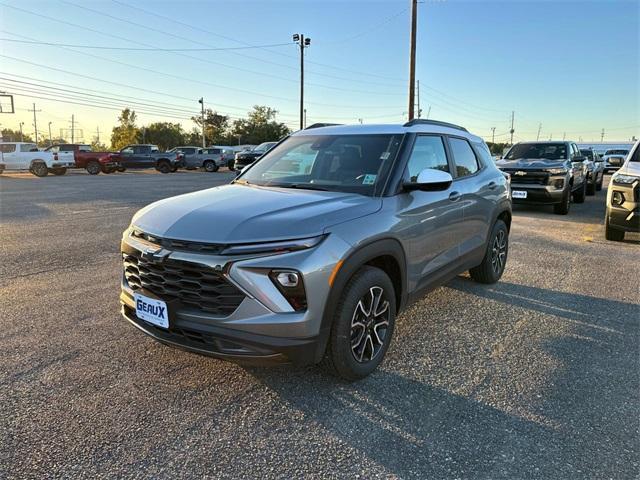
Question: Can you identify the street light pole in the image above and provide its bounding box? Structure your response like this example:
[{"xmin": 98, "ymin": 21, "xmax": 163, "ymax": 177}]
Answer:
[
  {"xmin": 48, "ymin": 122, "xmax": 53, "ymax": 146},
  {"xmin": 19, "ymin": 122, "xmax": 24, "ymax": 142},
  {"xmin": 293, "ymin": 34, "xmax": 311, "ymax": 130},
  {"xmin": 408, "ymin": 0, "xmax": 418, "ymax": 120}
]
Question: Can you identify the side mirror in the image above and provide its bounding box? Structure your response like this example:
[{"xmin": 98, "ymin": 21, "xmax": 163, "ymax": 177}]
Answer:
[{"xmin": 403, "ymin": 168, "xmax": 453, "ymax": 192}]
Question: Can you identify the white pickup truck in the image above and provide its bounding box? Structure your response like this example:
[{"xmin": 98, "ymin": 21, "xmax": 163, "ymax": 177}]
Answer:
[{"xmin": 0, "ymin": 142, "xmax": 75, "ymax": 176}]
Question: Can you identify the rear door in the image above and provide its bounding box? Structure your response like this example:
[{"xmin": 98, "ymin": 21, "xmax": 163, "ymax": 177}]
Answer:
[
  {"xmin": 1, "ymin": 143, "xmax": 18, "ymax": 169},
  {"xmin": 395, "ymin": 134, "xmax": 465, "ymax": 288},
  {"xmin": 447, "ymin": 136, "xmax": 494, "ymax": 259}
]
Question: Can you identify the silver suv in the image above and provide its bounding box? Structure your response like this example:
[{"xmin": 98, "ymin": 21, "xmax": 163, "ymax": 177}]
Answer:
[{"xmin": 120, "ymin": 120, "xmax": 512, "ymax": 379}]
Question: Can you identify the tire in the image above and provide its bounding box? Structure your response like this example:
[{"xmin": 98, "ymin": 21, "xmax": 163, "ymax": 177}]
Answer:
[
  {"xmin": 469, "ymin": 219, "xmax": 509, "ymax": 284},
  {"xmin": 605, "ymin": 216, "xmax": 625, "ymax": 241},
  {"xmin": 321, "ymin": 266, "xmax": 396, "ymax": 381},
  {"xmin": 157, "ymin": 160, "xmax": 171, "ymax": 174},
  {"xmin": 203, "ymin": 160, "xmax": 218, "ymax": 173},
  {"xmin": 596, "ymin": 174, "xmax": 603, "ymax": 191},
  {"xmin": 554, "ymin": 187, "xmax": 571, "ymax": 215},
  {"xmin": 86, "ymin": 160, "xmax": 101, "ymax": 175},
  {"xmin": 586, "ymin": 177, "xmax": 596, "ymax": 195},
  {"xmin": 228, "ymin": 159, "xmax": 235, "ymax": 171},
  {"xmin": 573, "ymin": 180, "xmax": 586, "ymax": 204},
  {"xmin": 31, "ymin": 162, "xmax": 48, "ymax": 177},
  {"xmin": 51, "ymin": 167, "xmax": 67, "ymax": 176},
  {"xmin": 117, "ymin": 166, "xmax": 126, "ymax": 172}
]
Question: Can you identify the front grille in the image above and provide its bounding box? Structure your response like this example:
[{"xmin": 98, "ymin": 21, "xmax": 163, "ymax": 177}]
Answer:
[
  {"xmin": 503, "ymin": 170, "xmax": 549, "ymax": 185},
  {"xmin": 132, "ymin": 230, "xmax": 225, "ymax": 254},
  {"xmin": 123, "ymin": 251, "xmax": 245, "ymax": 316}
]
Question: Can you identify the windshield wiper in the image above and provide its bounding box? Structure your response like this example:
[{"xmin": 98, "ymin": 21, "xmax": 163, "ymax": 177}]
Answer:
[{"xmin": 273, "ymin": 183, "xmax": 331, "ymax": 191}]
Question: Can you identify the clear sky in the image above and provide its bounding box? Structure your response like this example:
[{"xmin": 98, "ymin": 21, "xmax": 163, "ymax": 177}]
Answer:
[{"xmin": 0, "ymin": 0, "xmax": 638, "ymax": 144}]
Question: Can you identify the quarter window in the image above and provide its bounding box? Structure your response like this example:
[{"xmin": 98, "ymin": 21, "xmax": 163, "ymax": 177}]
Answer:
[
  {"xmin": 406, "ymin": 135, "xmax": 449, "ymax": 182},
  {"xmin": 449, "ymin": 137, "xmax": 479, "ymax": 177},
  {"xmin": 0, "ymin": 144, "xmax": 16, "ymax": 153}
]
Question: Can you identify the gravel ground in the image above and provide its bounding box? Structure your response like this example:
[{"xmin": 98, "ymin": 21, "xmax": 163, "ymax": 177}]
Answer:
[{"xmin": 1, "ymin": 169, "xmax": 638, "ymax": 479}]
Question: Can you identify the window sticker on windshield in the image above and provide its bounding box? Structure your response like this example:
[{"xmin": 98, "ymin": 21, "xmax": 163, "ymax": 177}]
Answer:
[
  {"xmin": 380, "ymin": 152, "xmax": 391, "ymax": 160},
  {"xmin": 362, "ymin": 174, "xmax": 377, "ymax": 185}
]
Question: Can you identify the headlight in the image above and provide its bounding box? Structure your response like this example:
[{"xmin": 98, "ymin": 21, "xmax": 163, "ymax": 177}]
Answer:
[
  {"xmin": 613, "ymin": 174, "xmax": 638, "ymax": 185},
  {"xmin": 221, "ymin": 235, "xmax": 326, "ymax": 255},
  {"xmin": 546, "ymin": 168, "xmax": 568, "ymax": 175}
]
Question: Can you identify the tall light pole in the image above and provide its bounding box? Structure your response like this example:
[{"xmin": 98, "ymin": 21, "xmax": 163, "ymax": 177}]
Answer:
[
  {"xmin": 19, "ymin": 121, "xmax": 24, "ymax": 141},
  {"xmin": 29, "ymin": 103, "xmax": 41, "ymax": 144},
  {"xmin": 510, "ymin": 111, "xmax": 515, "ymax": 145},
  {"xmin": 198, "ymin": 97, "xmax": 205, "ymax": 147},
  {"xmin": 293, "ymin": 34, "xmax": 311, "ymax": 130},
  {"xmin": 48, "ymin": 122, "xmax": 53, "ymax": 146},
  {"xmin": 407, "ymin": 0, "xmax": 418, "ymax": 120}
]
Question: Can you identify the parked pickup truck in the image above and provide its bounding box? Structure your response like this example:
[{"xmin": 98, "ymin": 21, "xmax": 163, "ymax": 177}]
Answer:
[
  {"xmin": 0, "ymin": 141, "xmax": 75, "ymax": 177},
  {"xmin": 45, "ymin": 144, "xmax": 121, "ymax": 175},
  {"xmin": 112, "ymin": 144, "xmax": 184, "ymax": 173},
  {"xmin": 167, "ymin": 146, "xmax": 226, "ymax": 172}
]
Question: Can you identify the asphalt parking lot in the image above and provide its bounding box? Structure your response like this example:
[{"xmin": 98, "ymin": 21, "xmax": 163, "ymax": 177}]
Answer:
[{"xmin": 1, "ymin": 170, "xmax": 638, "ymax": 479}]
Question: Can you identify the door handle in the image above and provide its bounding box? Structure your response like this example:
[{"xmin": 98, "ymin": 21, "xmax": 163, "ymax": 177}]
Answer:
[
  {"xmin": 449, "ymin": 191, "xmax": 461, "ymax": 201},
  {"xmin": 486, "ymin": 181, "xmax": 497, "ymax": 190}
]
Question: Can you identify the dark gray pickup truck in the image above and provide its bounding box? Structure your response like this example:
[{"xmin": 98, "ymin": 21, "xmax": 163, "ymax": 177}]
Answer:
[{"xmin": 114, "ymin": 144, "xmax": 185, "ymax": 173}]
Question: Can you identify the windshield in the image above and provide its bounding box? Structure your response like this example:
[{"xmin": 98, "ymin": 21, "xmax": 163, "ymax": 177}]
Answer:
[
  {"xmin": 238, "ymin": 134, "xmax": 403, "ymax": 196},
  {"xmin": 580, "ymin": 149, "xmax": 594, "ymax": 159},
  {"xmin": 505, "ymin": 143, "xmax": 567, "ymax": 161},
  {"xmin": 254, "ymin": 142, "xmax": 276, "ymax": 153}
]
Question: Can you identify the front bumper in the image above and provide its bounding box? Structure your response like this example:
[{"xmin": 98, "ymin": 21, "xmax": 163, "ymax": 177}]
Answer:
[
  {"xmin": 119, "ymin": 229, "xmax": 351, "ymax": 365},
  {"xmin": 607, "ymin": 180, "xmax": 640, "ymax": 232},
  {"xmin": 510, "ymin": 183, "xmax": 566, "ymax": 204}
]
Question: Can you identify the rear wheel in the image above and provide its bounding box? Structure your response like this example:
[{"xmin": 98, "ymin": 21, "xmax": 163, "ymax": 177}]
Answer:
[
  {"xmin": 117, "ymin": 166, "xmax": 126, "ymax": 172},
  {"xmin": 573, "ymin": 180, "xmax": 586, "ymax": 203},
  {"xmin": 605, "ymin": 215, "xmax": 625, "ymax": 241},
  {"xmin": 322, "ymin": 266, "xmax": 396, "ymax": 380},
  {"xmin": 586, "ymin": 176, "xmax": 596, "ymax": 195},
  {"xmin": 469, "ymin": 219, "xmax": 508, "ymax": 284},
  {"xmin": 51, "ymin": 167, "xmax": 67, "ymax": 176},
  {"xmin": 228, "ymin": 159, "xmax": 235, "ymax": 171},
  {"xmin": 31, "ymin": 162, "xmax": 48, "ymax": 177},
  {"xmin": 157, "ymin": 160, "xmax": 171, "ymax": 174},
  {"xmin": 86, "ymin": 160, "xmax": 101, "ymax": 175},
  {"xmin": 203, "ymin": 160, "xmax": 218, "ymax": 172},
  {"xmin": 554, "ymin": 187, "xmax": 571, "ymax": 215}
]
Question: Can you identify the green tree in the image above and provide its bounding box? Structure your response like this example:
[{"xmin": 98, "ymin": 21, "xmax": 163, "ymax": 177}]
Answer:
[
  {"xmin": 90, "ymin": 139, "xmax": 109, "ymax": 152},
  {"xmin": 140, "ymin": 122, "xmax": 185, "ymax": 150},
  {"xmin": 1, "ymin": 128, "xmax": 34, "ymax": 143},
  {"xmin": 230, "ymin": 106, "xmax": 290, "ymax": 145},
  {"xmin": 191, "ymin": 109, "xmax": 230, "ymax": 146},
  {"xmin": 111, "ymin": 109, "xmax": 140, "ymax": 149}
]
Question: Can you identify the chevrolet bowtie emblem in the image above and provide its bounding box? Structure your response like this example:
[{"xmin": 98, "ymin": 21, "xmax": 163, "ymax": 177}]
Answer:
[
  {"xmin": 514, "ymin": 171, "xmax": 527, "ymax": 176},
  {"xmin": 141, "ymin": 247, "xmax": 170, "ymax": 262}
]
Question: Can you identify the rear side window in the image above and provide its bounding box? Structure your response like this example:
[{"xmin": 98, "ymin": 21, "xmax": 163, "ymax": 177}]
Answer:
[
  {"xmin": 60, "ymin": 145, "xmax": 75, "ymax": 152},
  {"xmin": 406, "ymin": 135, "xmax": 449, "ymax": 181},
  {"xmin": 0, "ymin": 144, "xmax": 16, "ymax": 153},
  {"xmin": 449, "ymin": 137, "xmax": 479, "ymax": 177}
]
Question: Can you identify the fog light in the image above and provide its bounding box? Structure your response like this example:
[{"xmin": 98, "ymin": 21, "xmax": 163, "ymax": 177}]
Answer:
[
  {"xmin": 612, "ymin": 191, "xmax": 625, "ymax": 206},
  {"xmin": 276, "ymin": 271, "xmax": 299, "ymax": 287}
]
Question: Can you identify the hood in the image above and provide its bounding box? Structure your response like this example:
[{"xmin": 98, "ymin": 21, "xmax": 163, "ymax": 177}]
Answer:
[
  {"xmin": 131, "ymin": 184, "xmax": 381, "ymax": 244},
  {"xmin": 617, "ymin": 160, "xmax": 640, "ymax": 177},
  {"xmin": 495, "ymin": 158, "xmax": 566, "ymax": 170}
]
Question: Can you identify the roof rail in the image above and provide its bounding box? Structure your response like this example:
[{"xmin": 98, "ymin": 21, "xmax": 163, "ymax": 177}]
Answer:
[
  {"xmin": 403, "ymin": 119, "xmax": 468, "ymax": 132},
  {"xmin": 304, "ymin": 123, "xmax": 343, "ymax": 130}
]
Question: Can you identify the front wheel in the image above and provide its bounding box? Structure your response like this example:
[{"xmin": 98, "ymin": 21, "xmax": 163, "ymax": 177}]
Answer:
[
  {"xmin": 605, "ymin": 216, "xmax": 625, "ymax": 241},
  {"xmin": 322, "ymin": 266, "xmax": 396, "ymax": 381},
  {"xmin": 157, "ymin": 160, "xmax": 171, "ymax": 174},
  {"xmin": 554, "ymin": 187, "xmax": 571, "ymax": 215},
  {"xmin": 596, "ymin": 174, "xmax": 603, "ymax": 191},
  {"xmin": 31, "ymin": 162, "xmax": 48, "ymax": 177},
  {"xmin": 51, "ymin": 167, "xmax": 67, "ymax": 176},
  {"xmin": 573, "ymin": 180, "xmax": 586, "ymax": 203},
  {"xmin": 203, "ymin": 160, "xmax": 218, "ymax": 172},
  {"xmin": 586, "ymin": 177, "xmax": 596, "ymax": 195},
  {"xmin": 469, "ymin": 219, "xmax": 508, "ymax": 284}
]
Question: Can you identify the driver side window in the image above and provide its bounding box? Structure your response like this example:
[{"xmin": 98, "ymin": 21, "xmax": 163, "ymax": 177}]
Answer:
[{"xmin": 405, "ymin": 135, "xmax": 449, "ymax": 182}]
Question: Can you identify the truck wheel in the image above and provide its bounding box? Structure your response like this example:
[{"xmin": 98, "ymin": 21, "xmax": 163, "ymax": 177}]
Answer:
[
  {"xmin": 573, "ymin": 180, "xmax": 586, "ymax": 203},
  {"xmin": 157, "ymin": 160, "xmax": 171, "ymax": 174},
  {"xmin": 117, "ymin": 166, "xmax": 126, "ymax": 172},
  {"xmin": 51, "ymin": 167, "xmax": 67, "ymax": 176},
  {"xmin": 596, "ymin": 174, "xmax": 603, "ymax": 191},
  {"xmin": 321, "ymin": 266, "xmax": 396, "ymax": 381},
  {"xmin": 554, "ymin": 187, "xmax": 571, "ymax": 215},
  {"xmin": 469, "ymin": 219, "xmax": 508, "ymax": 284},
  {"xmin": 586, "ymin": 177, "xmax": 596, "ymax": 195},
  {"xmin": 605, "ymin": 216, "xmax": 625, "ymax": 241},
  {"xmin": 31, "ymin": 162, "xmax": 48, "ymax": 177},
  {"xmin": 170, "ymin": 165, "xmax": 178, "ymax": 172},
  {"xmin": 86, "ymin": 161, "xmax": 101, "ymax": 175},
  {"xmin": 228, "ymin": 159, "xmax": 235, "ymax": 171},
  {"xmin": 203, "ymin": 160, "xmax": 218, "ymax": 172}
]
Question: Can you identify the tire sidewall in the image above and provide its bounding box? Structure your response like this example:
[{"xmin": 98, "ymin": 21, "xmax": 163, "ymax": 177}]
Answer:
[
  {"xmin": 31, "ymin": 162, "xmax": 48, "ymax": 177},
  {"xmin": 330, "ymin": 267, "xmax": 396, "ymax": 379},
  {"xmin": 204, "ymin": 160, "xmax": 217, "ymax": 172},
  {"xmin": 86, "ymin": 161, "xmax": 100, "ymax": 175}
]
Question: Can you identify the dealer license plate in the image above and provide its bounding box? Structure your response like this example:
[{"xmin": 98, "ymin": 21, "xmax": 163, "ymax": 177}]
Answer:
[{"xmin": 134, "ymin": 293, "xmax": 169, "ymax": 329}]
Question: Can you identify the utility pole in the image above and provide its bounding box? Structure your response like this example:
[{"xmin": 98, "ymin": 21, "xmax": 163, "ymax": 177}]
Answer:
[
  {"xmin": 416, "ymin": 80, "xmax": 422, "ymax": 118},
  {"xmin": 28, "ymin": 103, "xmax": 41, "ymax": 144},
  {"xmin": 303, "ymin": 108, "xmax": 307, "ymax": 128},
  {"xmin": 600, "ymin": 128, "xmax": 605, "ymax": 142},
  {"xmin": 408, "ymin": 0, "xmax": 418, "ymax": 120},
  {"xmin": 509, "ymin": 111, "xmax": 515, "ymax": 145},
  {"xmin": 293, "ymin": 34, "xmax": 311, "ymax": 130},
  {"xmin": 198, "ymin": 97, "xmax": 205, "ymax": 147},
  {"xmin": 95, "ymin": 126, "xmax": 100, "ymax": 145},
  {"xmin": 562, "ymin": 132, "xmax": 566, "ymax": 140},
  {"xmin": 425, "ymin": 105, "xmax": 431, "ymax": 119},
  {"xmin": 70, "ymin": 114, "xmax": 75, "ymax": 143},
  {"xmin": 19, "ymin": 121, "xmax": 24, "ymax": 141},
  {"xmin": 48, "ymin": 122, "xmax": 53, "ymax": 146},
  {"xmin": 536, "ymin": 123, "xmax": 542, "ymax": 141},
  {"xmin": 491, "ymin": 127, "xmax": 496, "ymax": 143}
]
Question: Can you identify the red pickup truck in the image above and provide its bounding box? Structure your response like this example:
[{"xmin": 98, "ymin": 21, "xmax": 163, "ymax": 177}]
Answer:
[{"xmin": 45, "ymin": 144, "xmax": 122, "ymax": 175}]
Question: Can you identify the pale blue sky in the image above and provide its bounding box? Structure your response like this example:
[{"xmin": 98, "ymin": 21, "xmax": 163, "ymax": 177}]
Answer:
[{"xmin": 1, "ymin": 0, "xmax": 638, "ymax": 143}]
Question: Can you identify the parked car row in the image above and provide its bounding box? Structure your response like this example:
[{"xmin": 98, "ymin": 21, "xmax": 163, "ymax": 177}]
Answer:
[{"xmin": 604, "ymin": 140, "xmax": 639, "ymax": 241}]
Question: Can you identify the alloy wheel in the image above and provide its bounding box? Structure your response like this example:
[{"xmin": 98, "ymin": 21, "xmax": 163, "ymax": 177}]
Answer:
[
  {"xmin": 491, "ymin": 229, "xmax": 507, "ymax": 274},
  {"xmin": 350, "ymin": 286, "xmax": 390, "ymax": 363}
]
